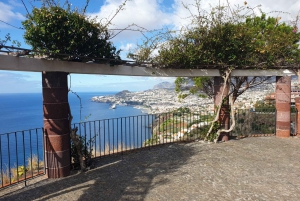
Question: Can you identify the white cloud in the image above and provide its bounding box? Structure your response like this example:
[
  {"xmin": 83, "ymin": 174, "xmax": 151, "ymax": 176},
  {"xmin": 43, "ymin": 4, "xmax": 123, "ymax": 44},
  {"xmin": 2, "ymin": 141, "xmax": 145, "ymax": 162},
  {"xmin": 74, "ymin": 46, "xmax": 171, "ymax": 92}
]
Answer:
[
  {"xmin": 120, "ymin": 43, "xmax": 136, "ymax": 52},
  {"xmin": 89, "ymin": 0, "xmax": 173, "ymax": 42},
  {"xmin": 171, "ymin": 0, "xmax": 300, "ymax": 29},
  {"xmin": 89, "ymin": 0, "xmax": 299, "ymax": 59},
  {"xmin": 119, "ymin": 42, "xmax": 136, "ymax": 58},
  {"xmin": 0, "ymin": 2, "xmax": 25, "ymax": 28}
]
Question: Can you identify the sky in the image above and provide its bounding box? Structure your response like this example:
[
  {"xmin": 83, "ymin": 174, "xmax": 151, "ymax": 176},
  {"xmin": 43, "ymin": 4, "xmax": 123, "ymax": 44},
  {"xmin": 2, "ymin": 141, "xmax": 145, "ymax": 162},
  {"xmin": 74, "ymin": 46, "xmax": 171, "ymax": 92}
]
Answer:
[{"xmin": 0, "ymin": 0, "xmax": 299, "ymax": 93}]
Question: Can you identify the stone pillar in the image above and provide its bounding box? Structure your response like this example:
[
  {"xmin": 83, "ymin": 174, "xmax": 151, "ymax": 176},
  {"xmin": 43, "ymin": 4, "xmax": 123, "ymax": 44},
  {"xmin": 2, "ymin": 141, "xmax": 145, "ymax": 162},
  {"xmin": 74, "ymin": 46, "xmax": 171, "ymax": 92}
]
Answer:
[
  {"xmin": 275, "ymin": 76, "xmax": 291, "ymax": 138},
  {"xmin": 214, "ymin": 76, "xmax": 230, "ymax": 141},
  {"xmin": 43, "ymin": 71, "xmax": 70, "ymax": 178},
  {"xmin": 295, "ymin": 97, "xmax": 300, "ymax": 136}
]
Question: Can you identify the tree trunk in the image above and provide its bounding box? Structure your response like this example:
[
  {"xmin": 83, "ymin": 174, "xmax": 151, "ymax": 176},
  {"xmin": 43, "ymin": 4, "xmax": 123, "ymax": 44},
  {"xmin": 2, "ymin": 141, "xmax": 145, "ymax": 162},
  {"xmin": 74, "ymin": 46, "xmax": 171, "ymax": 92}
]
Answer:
[{"xmin": 214, "ymin": 76, "xmax": 230, "ymax": 141}]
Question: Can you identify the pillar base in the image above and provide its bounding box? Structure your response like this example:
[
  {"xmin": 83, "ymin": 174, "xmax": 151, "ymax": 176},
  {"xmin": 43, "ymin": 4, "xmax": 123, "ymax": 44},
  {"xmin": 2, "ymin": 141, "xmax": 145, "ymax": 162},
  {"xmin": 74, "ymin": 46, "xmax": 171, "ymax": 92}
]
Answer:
[
  {"xmin": 276, "ymin": 129, "xmax": 290, "ymax": 138},
  {"xmin": 47, "ymin": 165, "xmax": 71, "ymax": 179}
]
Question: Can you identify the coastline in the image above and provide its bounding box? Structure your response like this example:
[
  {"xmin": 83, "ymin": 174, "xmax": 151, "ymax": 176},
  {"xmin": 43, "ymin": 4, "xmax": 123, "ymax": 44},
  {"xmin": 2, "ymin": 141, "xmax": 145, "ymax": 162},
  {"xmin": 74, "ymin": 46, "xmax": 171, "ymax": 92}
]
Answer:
[{"xmin": 91, "ymin": 88, "xmax": 214, "ymax": 114}]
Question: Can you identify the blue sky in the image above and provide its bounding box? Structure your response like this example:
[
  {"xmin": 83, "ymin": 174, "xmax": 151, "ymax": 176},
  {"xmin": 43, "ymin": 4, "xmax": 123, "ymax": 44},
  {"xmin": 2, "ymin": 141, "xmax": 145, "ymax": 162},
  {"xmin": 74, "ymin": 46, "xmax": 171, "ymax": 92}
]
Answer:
[{"xmin": 0, "ymin": 0, "xmax": 299, "ymax": 93}]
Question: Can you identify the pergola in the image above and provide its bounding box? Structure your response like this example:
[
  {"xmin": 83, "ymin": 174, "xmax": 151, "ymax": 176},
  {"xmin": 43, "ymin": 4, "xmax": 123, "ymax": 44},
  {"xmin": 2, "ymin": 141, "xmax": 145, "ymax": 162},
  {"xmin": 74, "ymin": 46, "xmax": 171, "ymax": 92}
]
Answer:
[{"xmin": 0, "ymin": 54, "xmax": 297, "ymax": 178}]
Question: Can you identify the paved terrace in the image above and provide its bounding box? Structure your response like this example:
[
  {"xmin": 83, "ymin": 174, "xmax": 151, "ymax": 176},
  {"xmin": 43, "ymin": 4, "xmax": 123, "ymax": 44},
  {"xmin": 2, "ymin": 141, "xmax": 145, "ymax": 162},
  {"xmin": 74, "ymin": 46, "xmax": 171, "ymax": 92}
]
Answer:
[{"xmin": 1, "ymin": 137, "xmax": 300, "ymax": 201}]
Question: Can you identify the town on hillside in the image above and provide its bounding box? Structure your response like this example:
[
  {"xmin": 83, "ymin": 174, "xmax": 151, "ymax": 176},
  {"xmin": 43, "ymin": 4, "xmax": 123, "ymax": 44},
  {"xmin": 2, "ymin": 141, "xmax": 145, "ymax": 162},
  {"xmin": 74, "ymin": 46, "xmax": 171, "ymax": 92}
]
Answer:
[{"xmin": 91, "ymin": 78, "xmax": 299, "ymax": 114}]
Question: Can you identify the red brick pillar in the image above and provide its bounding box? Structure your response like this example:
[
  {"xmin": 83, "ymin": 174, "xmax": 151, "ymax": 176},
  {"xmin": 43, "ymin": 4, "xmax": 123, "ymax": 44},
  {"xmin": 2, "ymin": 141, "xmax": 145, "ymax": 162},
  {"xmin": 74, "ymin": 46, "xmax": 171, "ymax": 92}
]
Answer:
[
  {"xmin": 295, "ymin": 97, "xmax": 300, "ymax": 136},
  {"xmin": 275, "ymin": 76, "xmax": 291, "ymax": 138},
  {"xmin": 214, "ymin": 76, "xmax": 230, "ymax": 141},
  {"xmin": 43, "ymin": 71, "xmax": 70, "ymax": 178}
]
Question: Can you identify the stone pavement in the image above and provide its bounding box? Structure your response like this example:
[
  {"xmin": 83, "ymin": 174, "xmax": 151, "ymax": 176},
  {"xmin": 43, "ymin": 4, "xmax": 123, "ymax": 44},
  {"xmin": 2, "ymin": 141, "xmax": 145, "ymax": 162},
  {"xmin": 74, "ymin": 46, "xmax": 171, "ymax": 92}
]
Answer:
[{"xmin": 1, "ymin": 137, "xmax": 300, "ymax": 201}]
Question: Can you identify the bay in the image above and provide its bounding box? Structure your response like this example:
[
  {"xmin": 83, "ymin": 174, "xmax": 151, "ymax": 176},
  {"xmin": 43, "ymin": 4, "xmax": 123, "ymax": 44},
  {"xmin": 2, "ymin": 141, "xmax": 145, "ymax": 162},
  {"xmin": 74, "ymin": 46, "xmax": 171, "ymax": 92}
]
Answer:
[
  {"xmin": 0, "ymin": 92, "xmax": 152, "ymax": 170},
  {"xmin": 0, "ymin": 92, "xmax": 146, "ymax": 133}
]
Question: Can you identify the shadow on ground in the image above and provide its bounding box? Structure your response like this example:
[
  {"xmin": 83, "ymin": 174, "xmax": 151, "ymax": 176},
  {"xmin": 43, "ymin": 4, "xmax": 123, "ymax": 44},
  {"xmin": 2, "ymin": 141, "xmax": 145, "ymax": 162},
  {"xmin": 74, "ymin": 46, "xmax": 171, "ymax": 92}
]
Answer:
[{"xmin": 0, "ymin": 143, "xmax": 197, "ymax": 201}]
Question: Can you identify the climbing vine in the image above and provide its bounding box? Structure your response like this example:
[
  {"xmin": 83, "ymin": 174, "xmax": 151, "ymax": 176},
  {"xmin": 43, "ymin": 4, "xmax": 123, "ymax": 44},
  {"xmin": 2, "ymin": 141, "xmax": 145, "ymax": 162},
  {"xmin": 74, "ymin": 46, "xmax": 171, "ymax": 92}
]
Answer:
[
  {"xmin": 129, "ymin": 1, "xmax": 300, "ymax": 68},
  {"xmin": 129, "ymin": 0, "xmax": 300, "ymax": 142}
]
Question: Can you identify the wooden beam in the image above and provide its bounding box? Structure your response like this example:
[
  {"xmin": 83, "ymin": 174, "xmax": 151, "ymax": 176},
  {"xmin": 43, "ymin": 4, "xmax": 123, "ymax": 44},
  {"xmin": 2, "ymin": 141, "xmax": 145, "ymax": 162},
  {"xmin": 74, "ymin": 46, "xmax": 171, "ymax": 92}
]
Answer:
[{"xmin": 0, "ymin": 55, "xmax": 296, "ymax": 77}]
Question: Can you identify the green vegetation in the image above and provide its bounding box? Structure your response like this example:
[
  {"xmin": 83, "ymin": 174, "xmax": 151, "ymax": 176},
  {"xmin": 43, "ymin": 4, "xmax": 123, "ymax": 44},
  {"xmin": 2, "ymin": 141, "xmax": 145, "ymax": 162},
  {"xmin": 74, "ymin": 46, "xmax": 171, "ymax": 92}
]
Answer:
[
  {"xmin": 130, "ymin": 2, "xmax": 300, "ymax": 68},
  {"xmin": 147, "ymin": 110, "xmax": 215, "ymax": 144},
  {"xmin": 144, "ymin": 134, "xmax": 160, "ymax": 146},
  {"xmin": 159, "ymin": 118, "xmax": 179, "ymax": 132},
  {"xmin": 232, "ymin": 109, "xmax": 276, "ymax": 136},
  {"xmin": 173, "ymin": 107, "xmax": 191, "ymax": 116},
  {"xmin": 21, "ymin": 0, "xmax": 123, "ymax": 171},
  {"xmin": 130, "ymin": 0, "xmax": 300, "ymax": 141},
  {"xmin": 22, "ymin": 5, "xmax": 120, "ymax": 62},
  {"xmin": 70, "ymin": 134, "xmax": 93, "ymax": 168},
  {"xmin": 70, "ymin": 127, "xmax": 94, "ymax": 170},
  {"xmin": 254, "ymin": 100, "xmax": 276, "ymax": 110}
]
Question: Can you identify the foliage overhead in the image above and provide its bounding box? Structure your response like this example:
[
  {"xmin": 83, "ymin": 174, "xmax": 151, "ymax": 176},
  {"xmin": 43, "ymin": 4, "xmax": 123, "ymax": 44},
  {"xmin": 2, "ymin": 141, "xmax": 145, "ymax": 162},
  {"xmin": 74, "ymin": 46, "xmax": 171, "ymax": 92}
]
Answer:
[
  {"xmin": 130, "ymin": 0, "xmax": 300, "ymax": 142},
  {"xmin": 22, "ymin": 5, "xmax": 120, "ymax": 62},
  {"xmin": 129, "ymin": 1, "xmax": 300, "ymax": 69}
]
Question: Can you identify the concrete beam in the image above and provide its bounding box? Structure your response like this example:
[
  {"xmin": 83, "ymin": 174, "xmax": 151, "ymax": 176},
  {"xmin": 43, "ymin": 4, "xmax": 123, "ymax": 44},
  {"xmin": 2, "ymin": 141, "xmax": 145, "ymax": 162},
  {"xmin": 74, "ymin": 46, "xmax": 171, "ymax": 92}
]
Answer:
[
  {"xmin": 231, "ymin": 69, "xmax": 295, "ymax": 76},
  {"xmin": 0, "ymin": 55, "xmax": 297, "ymax": 77}
]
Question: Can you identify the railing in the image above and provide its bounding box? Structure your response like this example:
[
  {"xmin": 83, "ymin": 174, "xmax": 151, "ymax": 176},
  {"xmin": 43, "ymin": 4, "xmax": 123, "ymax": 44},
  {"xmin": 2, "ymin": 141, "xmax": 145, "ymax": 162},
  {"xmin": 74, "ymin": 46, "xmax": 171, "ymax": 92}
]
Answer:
[
  {"xmin": 0, "ymin": 128, "xmax": 45, "ymax": 189},
  {"xmin": 231, "ymin": 107, "xmax": 297, "ymax": 137},
  {"xmin": 0, "ymin": 108, "xmax": 286, "ymax": 188},
  {"xmin": 72, "ymin": 108, "xmax": 282, "ymax": 166},
  {"xmin": 231, "ymin": 108, "xmax": 277, "ymax": 137},
  {"xmin": 72, "ymin": 114, "xmax": 156, "ymax": 160},
  {"xmin": 71, "ymin": 111, "xmax": 213, "ymax": 165},
  {"xmin": 291, "ymin": 106, "xmax": 297, "ymax": 136}
]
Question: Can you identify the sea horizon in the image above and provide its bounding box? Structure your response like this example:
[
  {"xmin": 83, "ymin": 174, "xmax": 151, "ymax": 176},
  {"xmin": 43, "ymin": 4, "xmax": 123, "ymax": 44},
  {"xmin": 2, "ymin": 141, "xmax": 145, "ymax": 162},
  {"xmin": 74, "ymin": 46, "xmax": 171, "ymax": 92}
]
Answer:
[
  {"xmin": 0, "ymin": 91, "xmax": 147, "ymax": 134},
  {"xmin": 0, "ymin": 92, "xmax": 154, "ymax": 169},
  {"xmin": 0, "ymin": 90, "xmax": 139, "ymax": 95}
]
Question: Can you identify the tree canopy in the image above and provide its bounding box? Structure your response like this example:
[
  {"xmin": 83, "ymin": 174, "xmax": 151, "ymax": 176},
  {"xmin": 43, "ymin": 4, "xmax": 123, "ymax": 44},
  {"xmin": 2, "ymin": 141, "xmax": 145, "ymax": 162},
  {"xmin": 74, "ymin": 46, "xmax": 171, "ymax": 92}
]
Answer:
[
  {"xmin": 128, "ymin": 1, "xmax": 300, "ymax": 142},
  {"xmin": 129, "ymin": 0, "xmax": 300, "ymax": 104},
  {"xmin": 22, "ymin": 5, "xmax": 120, "ymax": 62},
  {"xmin": 130, "ymin": 1, "xmax": 300, "ymax": 69},
  {"xmin": 156, "ymin": 14, "xmax": 300, "ymax": 69}
]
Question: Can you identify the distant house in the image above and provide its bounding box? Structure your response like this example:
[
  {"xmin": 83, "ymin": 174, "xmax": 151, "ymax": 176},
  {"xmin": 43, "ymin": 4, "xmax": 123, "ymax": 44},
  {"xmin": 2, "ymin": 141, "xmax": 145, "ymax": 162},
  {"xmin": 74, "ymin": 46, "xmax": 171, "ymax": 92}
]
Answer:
[
  {"xmin": 264, "ymin": 86, "xmax": 300, "ymax": 104},
  {"xmin": 264, "ymin": 92, "xmax": 275, "ymax": 105}
]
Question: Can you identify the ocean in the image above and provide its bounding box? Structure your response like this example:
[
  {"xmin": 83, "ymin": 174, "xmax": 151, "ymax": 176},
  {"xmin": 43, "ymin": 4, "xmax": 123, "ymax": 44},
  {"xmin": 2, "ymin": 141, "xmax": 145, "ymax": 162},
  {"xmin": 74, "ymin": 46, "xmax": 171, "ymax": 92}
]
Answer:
[
  {"xmin": 0, "ymin": 92, "xmax": 146, "ymax": 134},
  {"xmin": 0, "ymin": 92, "xmax": 151, "ymax": 169}
]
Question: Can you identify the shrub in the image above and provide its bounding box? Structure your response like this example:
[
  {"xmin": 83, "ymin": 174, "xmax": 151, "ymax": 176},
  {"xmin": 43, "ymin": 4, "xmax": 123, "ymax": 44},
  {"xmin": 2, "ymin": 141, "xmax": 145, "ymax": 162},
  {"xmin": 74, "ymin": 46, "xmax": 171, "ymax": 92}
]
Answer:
[
  {"xmin": 70, "ymin": 128, "xmax": 93, "ymax": 169},
  {"xmin": 22, "ymin": 6, "xmax": 120, "ymax": 62}
]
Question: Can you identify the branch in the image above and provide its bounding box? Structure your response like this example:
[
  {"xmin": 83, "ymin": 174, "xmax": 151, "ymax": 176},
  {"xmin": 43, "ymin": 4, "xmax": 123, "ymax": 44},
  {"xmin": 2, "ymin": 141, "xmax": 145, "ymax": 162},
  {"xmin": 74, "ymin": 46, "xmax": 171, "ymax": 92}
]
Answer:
[
  {"xmin": 204, "ymin": 69, "xmax": 231, "ymax": 141},
  {"xmin": 229, "ymin": 76, "xmax": 271, "ymax": 102},
  {"xmin": 109, "ymin": 23, "xmax": 148, "ymax": 39},
  {"xmin": 83, "ymin": 0, "xmax": 90, "ymax": 14},
  {"xmin": 104, "ymin": 0, "xmax": 129, "ymax": 28},
  {"xmin": 213, "ymin": 95, "xmax": 236, "ymax": 143}
]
